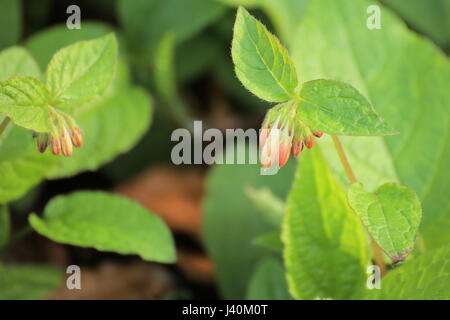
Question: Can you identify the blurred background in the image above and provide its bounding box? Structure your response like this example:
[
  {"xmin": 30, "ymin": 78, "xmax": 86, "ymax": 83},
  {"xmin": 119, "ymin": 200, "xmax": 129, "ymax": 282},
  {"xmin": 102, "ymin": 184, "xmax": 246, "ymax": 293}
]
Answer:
[{"xmin": 0, "ymin": 0, "xmax": 448, "ymax": 300}]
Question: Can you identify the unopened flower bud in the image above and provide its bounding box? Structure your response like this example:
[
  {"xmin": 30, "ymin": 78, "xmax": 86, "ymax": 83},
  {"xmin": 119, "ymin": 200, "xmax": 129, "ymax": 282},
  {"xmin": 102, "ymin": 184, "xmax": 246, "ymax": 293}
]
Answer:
[
  {"xmin": 60, "ymin": 127, "xmax": 73, "ymax": 157},
  {"xmin": 36, "ymin": 133, "xmax": 49, "ymax": 153},
  {"xmin": 314, "ymin": 130, "xmax": 324, "ymax": 138},
  {"xmin": 278, "ymin": 142, "xmax": 291, "ymax": 167},
  {"xmin": 305, "ymin": 135, "xmax": 314, "ymax": 149},
  {"xmin": 260, "ymin": 137, "xmax": 273, "ymax": 168},
  {"xmin": 51, "ymin": 136, "xmax": 61, "ymax": 155},
  {"xmin": 71, "ymin": 126, "xmax": 83, "ymax": 148},
  {"xmin": 292, "ymin": 140, "xmax": 303, "ymax": 157},
  {"xmin": 259, "ymin": 128, "xmax": 269, "ymax": 148}
]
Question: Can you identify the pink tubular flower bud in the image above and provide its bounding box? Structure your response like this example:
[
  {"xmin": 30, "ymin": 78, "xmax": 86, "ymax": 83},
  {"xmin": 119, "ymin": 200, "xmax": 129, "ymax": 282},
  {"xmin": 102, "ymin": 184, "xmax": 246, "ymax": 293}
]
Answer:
[
  {"xmin": 61, "ymin": 126, "xmax": 73, "ymax": 157},
  {"xmin": 292, "ymin": 140, "xmax": 303, "ymax": 157},
  {"xmin": 71, "ymin": 126, "xmax": 83, "ymax": 148},
  {"xmin": 278, "ymin": 141, "xmax": 291, "ymax": 167},
  {"xmin": 314, "ymin": 130, "xmax": 324, "ymax": 138},
  {"xmin": 260, "ymin": 136, "xmax": 274, "ymax": 168},
  {"xmin": 259, "ymin": 128, "xmax": 269, "ymax": 149},
  {"xmin": 51, "ymin": 137, "xmax": 61, "ymax": 155},
  {"xmin": 305, "ymin": 135, "xmax": 314, "ymax": 149}
]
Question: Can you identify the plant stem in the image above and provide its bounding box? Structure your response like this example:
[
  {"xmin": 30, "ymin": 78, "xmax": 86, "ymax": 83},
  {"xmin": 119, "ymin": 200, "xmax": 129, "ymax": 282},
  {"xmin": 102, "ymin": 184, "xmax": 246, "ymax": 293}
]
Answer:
[
  {"xmin": 331, "ymin": 135, "xmax": 387, "ymax": 276},
  {"xmin": 331, "ymin": 135, "xmax": 357, "ymax": 183},
  {"xmin": 0, "ymin": 117, "xmax": 11, "ymax": 138}
]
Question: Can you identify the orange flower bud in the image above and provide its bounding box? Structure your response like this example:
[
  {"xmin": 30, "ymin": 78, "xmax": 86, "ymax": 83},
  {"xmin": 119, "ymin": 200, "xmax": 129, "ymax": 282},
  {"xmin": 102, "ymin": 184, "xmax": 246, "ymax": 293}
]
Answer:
[
  {"xmin": 71, "ymin": 127, "xmax": 83, "ymax": 148},
  {"xmin": 314, "ymin": 130, "xmax": 323, "ymax": 138},
  {"xmin": 292, "ymin": 140, "xmax": 303, "ymax": 157},
  {"xmin": 278, "ymin": 142, "xmax": 291, "ymax": 167},
  {"xmin": 51, "ymin": 137, "xmax": 61, "ymax": 155},
  {"xmin": 306, "ymin": 135, "xmax": 314, "ymax": 149},
  {"xmin": 61, "ymin": 127, "xmax": 73, "ymax": 157}
]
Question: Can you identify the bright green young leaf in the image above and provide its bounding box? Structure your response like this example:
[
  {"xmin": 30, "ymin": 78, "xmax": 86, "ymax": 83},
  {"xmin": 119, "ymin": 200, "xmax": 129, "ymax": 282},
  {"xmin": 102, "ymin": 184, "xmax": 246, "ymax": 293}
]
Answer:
[
  {"xmin": 0, "ymin": 264, "xmax": 62, "ymax": 299},
  {"xmin": 46, "ymin": 86, "xmax": 151, "ymax": 179},
  {"xmin": 0, "ymin": 205, "xmax": 10, "ymax": 253},
  {"xmin": 0, "ymin": 47, "xmax": 41, "ymax": 80},
  {"xmin": 246, "ymin": 257, "xmax": 291, "ymax": 300},
  {"xmin": 253, "ymin": 231, "xmax": 283, "ymax": 253},
  {"xmin": 245, "ymin": 186, "xmax": 284, "ymax": 227},
  {"xmin": 29, "ymin": 191, "xmax": 176, "ymax": 263},
  {"xmin": 25, "ymin": 22, "xmax": 114, "ymax": 69},
  {"xmin": 0, "ymin": 76, "xmax": 51, "ymax": 132},
  {"xmin": 298, "ymin": 80, "xmax": 397, "ymax": 136},
  {"xmin": 118, "ymin": 0, "xmax": 225, "ymax": 55},
  {"xmin": 154, "ymin": 32, "xmax": 192, "ymax": 127},
  {"xmin": 282, "ymin": 148, "xmax": 368, "ymax": 300},
  {"xmin": 348, "ymin": 182, "xmax": 422, "ymax": 263},
  {"xmin": 290, "ymin": 0, "xmax": 450, "ymax": 250},
  {"xmin": 45, "ymin": 34, "xmax": 118, "ymax": 110},
  {"xmin": 367, "ymin": 245, "xmax": 450, "ymax": 300},
  {"xmin": 203, "ymin": 142, "xmax": 296, "ymax": 299},
  {"xmin": 0, "ymin": 47, "xmax": 57, "ymax": 203},
  {"xmin": 232, "ymin": 7, "xmax": 298, "ymax": 102},
  {"xmin": 0, "ymin": 0, "xmax": 21, "ymax": 50}
]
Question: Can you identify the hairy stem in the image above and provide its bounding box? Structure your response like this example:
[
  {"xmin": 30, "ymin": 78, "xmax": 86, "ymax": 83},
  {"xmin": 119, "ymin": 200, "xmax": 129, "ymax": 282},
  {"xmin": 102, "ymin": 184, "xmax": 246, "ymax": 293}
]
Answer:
[
  {"xmin": 0, "ymin": 117, "xmax": 11, "ymax": 138},
  {"xmin": 331, "ymin": 135, "xmax": 387, "ymax": 276}
]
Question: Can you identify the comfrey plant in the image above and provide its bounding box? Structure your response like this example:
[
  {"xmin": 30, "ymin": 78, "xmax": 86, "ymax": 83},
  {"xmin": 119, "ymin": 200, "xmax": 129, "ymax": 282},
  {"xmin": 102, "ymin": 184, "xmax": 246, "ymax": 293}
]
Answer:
[
  {"xmin": 232, "ymin": 7, "xmax": 396, "ymax": 169},
  {"xmin": 0, "ymin": 33, "xmax": 175, "ymax": 298},
  {"xmin": 230, "ymin": 7, "xmax": 424, "ymax": 296}
]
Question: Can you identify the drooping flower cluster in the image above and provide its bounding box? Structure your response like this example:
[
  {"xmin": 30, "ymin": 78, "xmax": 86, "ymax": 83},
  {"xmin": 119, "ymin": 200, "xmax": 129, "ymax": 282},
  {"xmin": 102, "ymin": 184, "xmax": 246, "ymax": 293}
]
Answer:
[
  {"xmin": 259, "ymin": 100, "xmax": 323, "ymax": 168},
  {"xmin": 33, "ymin": 108, "xmax": 83, "ymax": 157}
]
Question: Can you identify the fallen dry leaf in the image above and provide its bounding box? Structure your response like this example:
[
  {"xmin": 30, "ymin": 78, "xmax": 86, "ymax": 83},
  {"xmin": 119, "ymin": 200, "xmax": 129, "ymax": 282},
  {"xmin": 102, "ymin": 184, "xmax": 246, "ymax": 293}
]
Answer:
[
  {"xmin": 116, "ymin": 166, "xmax": 204, "ymax": 237},
  {"xmin": 49, "ymin": 261, "xmax": 176, "ymax": 300}
]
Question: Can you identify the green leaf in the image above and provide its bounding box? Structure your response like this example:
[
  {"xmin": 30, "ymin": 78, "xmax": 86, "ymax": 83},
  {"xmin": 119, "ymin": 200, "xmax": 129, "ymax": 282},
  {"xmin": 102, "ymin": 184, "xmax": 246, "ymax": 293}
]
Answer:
[
  {"xmin": 0, "ymin": 47, "xmax": 41, "ymax": 80},
  {"xmin": 232, "ymin": 7, "xmax": 298, "ymax": 102},
  {"xmin": 382, "ymin": 0, "xmax": 450, "ymax": 48},
  {"xmin": 118, "ymin": 0, "xmax": 225, "ymax": 55},
  {"xmin": 246, "ymin": 257, "xmax": 291, "ymax": 300},
  {"xmin": 203, "ymin": 142, "xmax": 296, "ymax": 299},
  {"xmin": 298, "ymin": 80, "xmax": 397, "ymax": 136},
  {"xmin": 0, "ymin": 264, "xmax": 62, "ymax": 299},
  {"xmin": 0, "ymin": 76, "xmax": 51, "ymax": 132},
  {"xmin": 29, "ymin": 191, "xmax": 176, "ymax": 263},
  {"xmin": 0, "ymin": 126, "xmax": 57, "ymax": 203},
  {"xmin": 0, "ymin": 0, "xmax": 21, "ymax": 50},
  {"xmin": 348, "ymin": 182, "xmax": 422, "ymax": 263},
  {"xmin": 367, "ymin": 246, "xmax": 450, "ymax": 300},
  {"xmin": 253, "ymin": 231, "xmax": 283, "ymax": 253},
  {"xmin": 0, "ymin": 47, "xmax": 57, "ymax": 203},
  {"xmin": 46, "ymin": 85, "xmax": 152, "ymax": 179},
  {"xmin": 261, "ymin": 0, "xmax": 309, "ymax": 47},
  {"xmin": 245, "ymin": 186, "xmax": 284, "ymax": 226},
  {"xmin": 25, "ymin": 22, "xmax": 114, "ymax": 69},
  {"xmin": 282, "ymin": 148, "xmax": 368, "ymax": 300},
  {"xmin": 0, "ymin": 205, "xmax": 10, "ymax": 253},
  {"xmin": 45, "ymin": 34, "xmax": 118, "ymax": 110},
  {"xmin": 290, "ymin": 0, "xmax": 450, "ymax": 250}
]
